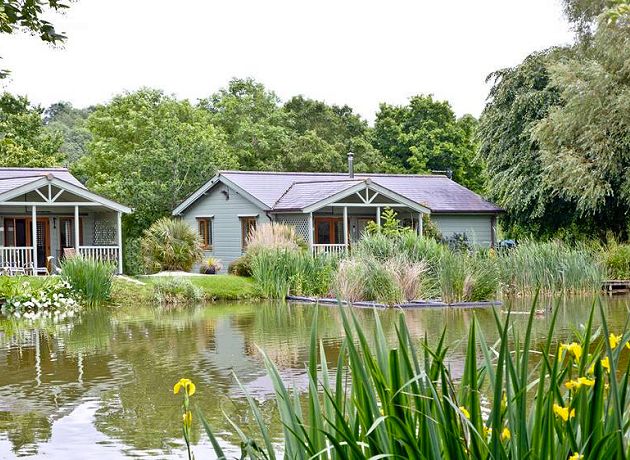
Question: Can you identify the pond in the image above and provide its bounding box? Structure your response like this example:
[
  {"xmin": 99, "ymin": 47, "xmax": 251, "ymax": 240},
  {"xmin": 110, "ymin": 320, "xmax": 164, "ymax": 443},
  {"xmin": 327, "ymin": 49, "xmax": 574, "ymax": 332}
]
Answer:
[{"xmin": 0, "ymin": 296, "xmax": 629, "ymax": 459}]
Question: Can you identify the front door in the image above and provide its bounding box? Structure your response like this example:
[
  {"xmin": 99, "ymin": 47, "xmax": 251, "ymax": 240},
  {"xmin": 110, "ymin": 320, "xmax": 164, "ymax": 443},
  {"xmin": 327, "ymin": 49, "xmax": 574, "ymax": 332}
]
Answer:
[
  {"xmin": 314, "ymin": 217, "xmax": 344, "ymax": 244},
  {"xmin": 3, "ymin": 217, "xmax": 50, "ymax": 269}
]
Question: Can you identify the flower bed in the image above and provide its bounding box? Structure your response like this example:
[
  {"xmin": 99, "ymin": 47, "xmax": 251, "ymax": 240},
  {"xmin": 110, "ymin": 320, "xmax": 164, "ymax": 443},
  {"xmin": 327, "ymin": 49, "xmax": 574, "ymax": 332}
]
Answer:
[{"xmin": 0, "ymin": 278, "xmax": 81, "ymax": 321}]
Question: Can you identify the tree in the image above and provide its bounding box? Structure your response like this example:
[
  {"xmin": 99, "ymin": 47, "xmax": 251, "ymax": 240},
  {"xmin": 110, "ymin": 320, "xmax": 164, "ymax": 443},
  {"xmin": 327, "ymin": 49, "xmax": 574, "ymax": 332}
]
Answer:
[
  {"xmin": 44, "ymin": 101, "xmax": 93, "ymax": 164},
  {"xmin": 372, "ymin": 95, "xmax": 485, "ymax": 192},
  {"xmin": 200, "ymin": 78, "xmax": 291, "ymax": 170},
  {"xmin": 477, "ymin": 50, "xmax": 576, "ymax": 237},
  {"xmin": 283, "ymin": 96, "xmax": 393, "ymax": 173},
  {"xmin": 73, "ymin": 88, "xmax": 237, "ymax": 236},
  {"xmin": 533, "ymin": 9, "xmax": 630, "ymax": 235},
  {"xmin": 0, "ymin": 1, "xmax": 70, "ymax": 77},
  {"xmin": 0, "ymin": 92, "xmax": 64, "ymax": 166}
]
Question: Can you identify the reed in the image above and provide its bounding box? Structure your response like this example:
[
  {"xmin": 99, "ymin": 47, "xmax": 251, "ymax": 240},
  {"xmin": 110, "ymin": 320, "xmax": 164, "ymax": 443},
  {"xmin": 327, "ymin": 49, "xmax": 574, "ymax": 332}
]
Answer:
[
  {"xmin": 497, "ymin": 240, "xmax": 605, "ymax": 296},
  {"xmin": 197, "ymin": 298, "xmax": 630, "ymax": 459},
  {"xmin": 60, "ymin": 256, "xmax": 115, "ymax": 305}
]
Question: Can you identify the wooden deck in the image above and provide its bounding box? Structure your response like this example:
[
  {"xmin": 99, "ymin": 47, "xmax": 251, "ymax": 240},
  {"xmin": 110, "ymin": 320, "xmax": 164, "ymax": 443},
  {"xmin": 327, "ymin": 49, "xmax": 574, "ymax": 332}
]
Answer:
[{"xmin": 603, "ymin": 280, "xmax": 630, "ymax": 295}]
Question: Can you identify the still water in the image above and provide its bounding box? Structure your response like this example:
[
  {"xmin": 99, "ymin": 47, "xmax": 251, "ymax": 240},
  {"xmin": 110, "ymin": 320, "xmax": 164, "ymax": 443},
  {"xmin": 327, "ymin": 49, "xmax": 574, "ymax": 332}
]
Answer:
[{"xmin": 0, "ymin": 297, "xmax": 629, "ymax": 459}]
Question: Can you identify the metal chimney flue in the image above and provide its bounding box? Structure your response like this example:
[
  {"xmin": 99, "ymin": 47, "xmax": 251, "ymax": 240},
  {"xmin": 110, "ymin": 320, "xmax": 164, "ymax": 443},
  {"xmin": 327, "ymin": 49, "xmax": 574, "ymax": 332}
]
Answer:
[{"xmin": 347, "ymin": 152, "xmax": 354, "ymax": 179}]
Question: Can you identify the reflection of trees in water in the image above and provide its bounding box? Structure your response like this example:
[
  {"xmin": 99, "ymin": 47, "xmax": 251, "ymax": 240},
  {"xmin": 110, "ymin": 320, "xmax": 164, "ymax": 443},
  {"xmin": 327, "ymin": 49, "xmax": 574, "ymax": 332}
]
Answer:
[{"xmin": 0, "ymin": 411, "xmax": 52, "ymax": 456}]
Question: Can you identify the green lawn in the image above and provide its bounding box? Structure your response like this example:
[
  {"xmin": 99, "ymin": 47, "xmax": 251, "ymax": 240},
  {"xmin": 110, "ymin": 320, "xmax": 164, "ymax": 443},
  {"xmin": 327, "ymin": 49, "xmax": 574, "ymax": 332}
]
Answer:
[{"xmin": 141, "ymin": 274, "xmax": 260, "ymax": 301}]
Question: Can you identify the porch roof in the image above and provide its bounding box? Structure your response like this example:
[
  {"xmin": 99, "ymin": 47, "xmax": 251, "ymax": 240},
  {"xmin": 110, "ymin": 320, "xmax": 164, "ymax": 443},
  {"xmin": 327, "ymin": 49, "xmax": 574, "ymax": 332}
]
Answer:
[{"xmin": 0, "ymin": 168, "xmax": 132, "ymax": 214}]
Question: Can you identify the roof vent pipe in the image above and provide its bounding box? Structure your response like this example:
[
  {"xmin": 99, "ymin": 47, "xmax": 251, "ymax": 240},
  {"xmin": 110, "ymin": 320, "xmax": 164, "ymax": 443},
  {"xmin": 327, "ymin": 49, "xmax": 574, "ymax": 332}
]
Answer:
[{"xmin": 347, "ymin": 152, "xmax": 354, "ymax": 179}]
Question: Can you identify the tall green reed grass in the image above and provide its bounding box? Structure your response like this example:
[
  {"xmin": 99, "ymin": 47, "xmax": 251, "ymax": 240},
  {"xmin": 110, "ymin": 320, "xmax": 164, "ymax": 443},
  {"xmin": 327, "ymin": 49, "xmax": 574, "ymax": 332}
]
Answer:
[
  {"xmin": 250, "ymin": 249, "xmax": 336, "ymax": 299},
  {"xmin": 195, "ymin": 298, "xmax": 630, "ymax": 459},
  {"xmin": 60, "ymin": 256, "xmax": 115, "ymax": 305}
]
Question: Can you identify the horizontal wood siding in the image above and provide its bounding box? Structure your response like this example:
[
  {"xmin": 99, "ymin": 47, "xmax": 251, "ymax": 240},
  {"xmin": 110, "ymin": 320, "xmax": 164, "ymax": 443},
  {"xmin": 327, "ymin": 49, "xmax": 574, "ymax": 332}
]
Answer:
[
  {"xmin": 431, "ymin": 214, "xmax": 494, "ymax": 247},
  {"xmin": 181, "ymin": 184, "xmax": 269, "ymax": 272}
]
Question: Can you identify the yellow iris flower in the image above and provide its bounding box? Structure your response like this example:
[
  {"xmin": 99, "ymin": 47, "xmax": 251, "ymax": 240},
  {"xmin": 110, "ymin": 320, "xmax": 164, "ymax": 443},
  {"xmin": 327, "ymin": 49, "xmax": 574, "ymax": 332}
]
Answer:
[
  {"xmin": 609, "ymin": 333, "xmax": 622, "ymax": 349},
  {"xmin": 565, "ymin": 377, "xmax": 595, "ymax": 390},
  {"xmin": 483, "ymin": 426, "xmax": 492, "ymax": 438},
  {"xmin": 601, "ymin": 356, "xmax": 610, "ymax": 372},
  {"xmin": 552, "ymin": 403, "xmax": 575, "ymax": 422},
  {"xmin": 569, "ymin": 453, "xmax": 583, "ymax": 460},
  {"xmin": 560, "ymin": 342, "xmax": 583, "ymax": 361},
  {"xmin": 501, "ymin": 427, "xmax": 511, "ymax": 441},
  {"xmin": 174, "ymin": 378, "xmax": 196, "ymax": 396},
  {"xmin": 459, "ymin": 406, "xmax": 470, "ymax": 419}
]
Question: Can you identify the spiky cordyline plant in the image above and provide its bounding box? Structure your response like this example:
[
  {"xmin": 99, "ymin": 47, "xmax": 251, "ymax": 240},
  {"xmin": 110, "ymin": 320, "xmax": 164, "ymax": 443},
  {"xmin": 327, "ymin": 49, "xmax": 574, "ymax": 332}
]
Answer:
[{"xmin": 193, "ymin": 295, "xmax": 630, "ymax": 459}]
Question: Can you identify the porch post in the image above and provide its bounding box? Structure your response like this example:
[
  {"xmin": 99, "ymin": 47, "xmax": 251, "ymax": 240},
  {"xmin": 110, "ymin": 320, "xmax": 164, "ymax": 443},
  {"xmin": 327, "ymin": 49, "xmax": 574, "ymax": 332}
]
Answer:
[
  {"xmin": 117, "ymin": 211, "xmax": 123, "ymax": 274},
  {"xmin": 308, "ymin": 212, "xmax": 314, "ymax": 252},
  {"xmin": 74, "ymin": 205, "xmax": 80, "ymax": 254},
  {"xmin": 31, "ymin": 205, "xmax": 37, "ymax": 273},
  {"xmin": 343, "ymin": 206, "xmax": 348, "ymax": 249},
  {"xmin": 376, "ymin": 206, "xmax": 381, "ymax": 227},
  {"xmin": 418, "ymin": 212, "xmax": 423, "ymax": 236}
]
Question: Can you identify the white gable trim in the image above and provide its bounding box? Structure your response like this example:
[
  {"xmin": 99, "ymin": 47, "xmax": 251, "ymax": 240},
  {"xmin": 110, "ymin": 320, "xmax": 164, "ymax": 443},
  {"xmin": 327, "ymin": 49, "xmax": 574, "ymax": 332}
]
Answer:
[
  {"xmin": 172, "ymin": 174, "xmax": 270, "ymax": 216},
  {"xmin": 0, "ymin": 176, "xmax": 132, "ymax": 213},
  {"xmin": 302, "ymin": 180, "xmax": 431, "ymax": 214}
]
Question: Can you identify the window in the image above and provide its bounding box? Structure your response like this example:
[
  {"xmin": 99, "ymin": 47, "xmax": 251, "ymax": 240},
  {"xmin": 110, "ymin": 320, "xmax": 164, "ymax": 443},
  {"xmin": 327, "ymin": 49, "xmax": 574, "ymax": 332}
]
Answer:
[
  {"xmin": 59, "ymin": 217, "xmax": 84, "ymax": 250},
  {"xmin": 197, "ymin": 218, "xmax": 212, "ymax": 249},
  {"xmin": 240, "ymin": 217, "xmax": 257, "ymax": 251}
]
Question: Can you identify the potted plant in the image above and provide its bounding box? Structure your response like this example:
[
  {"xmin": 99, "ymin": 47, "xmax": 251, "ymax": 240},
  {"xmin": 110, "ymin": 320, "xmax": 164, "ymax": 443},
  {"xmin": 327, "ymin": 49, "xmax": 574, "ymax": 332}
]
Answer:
[{"xmin": 200, "ymin": 257, "xmax": 223, "ymax": 275}]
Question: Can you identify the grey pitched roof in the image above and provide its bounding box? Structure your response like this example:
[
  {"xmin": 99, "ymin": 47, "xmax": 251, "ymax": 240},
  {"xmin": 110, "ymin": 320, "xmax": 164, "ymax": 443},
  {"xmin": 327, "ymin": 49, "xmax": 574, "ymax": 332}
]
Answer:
[
  {"xmin": 0, "ymin": 168, "xmax": 86, "ymax": 191},
  {"xmin": 219, "ymin": 171, "xmax": 502, "ymax": 213},
  {"xmin": 274, "ymin": 179, "xmax": 364, "ymax": 211}
]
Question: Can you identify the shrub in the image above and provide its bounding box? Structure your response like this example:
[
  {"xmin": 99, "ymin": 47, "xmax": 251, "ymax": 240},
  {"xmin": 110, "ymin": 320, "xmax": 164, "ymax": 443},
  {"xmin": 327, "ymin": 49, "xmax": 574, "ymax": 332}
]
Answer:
[
  {"xmin": 60, "ymin": 256, "xmax": 115, "ymax": 306},
  {"xmin": 601, "ymin": 239, "xmax": 630, "ymax": 279},
  {"xmin": 123, "ymin": 237, "xmax": 145, "ymax": 275},
  {"xmin": 141, "ymin": 218, "xmax": 203, "ymax": 272},
  {"xmin": 152, "ymin": 278, "xmax": 203, "ymax": 305},
  {"xmin": 246, "ymin": 222, "xmax": 306, "ymax": 253},
  {"xmin": 228, "ymin": 254, "xmax": 252, "ymax": 277}
]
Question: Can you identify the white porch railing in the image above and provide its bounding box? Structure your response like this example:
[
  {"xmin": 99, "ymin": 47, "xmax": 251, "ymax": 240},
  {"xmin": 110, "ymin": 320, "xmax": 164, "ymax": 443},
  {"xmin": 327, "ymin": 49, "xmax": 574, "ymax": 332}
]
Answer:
[
  {"xmin": 0, "ymin": 247, "xmax": 35, "ymax": 274},
  {"xmin": 78, "ymin": 246, "xmax": 120, "ymax": 263},
  {"xmin": 312, "ymin": 244, "xmax": 348, "ymax": 256}
]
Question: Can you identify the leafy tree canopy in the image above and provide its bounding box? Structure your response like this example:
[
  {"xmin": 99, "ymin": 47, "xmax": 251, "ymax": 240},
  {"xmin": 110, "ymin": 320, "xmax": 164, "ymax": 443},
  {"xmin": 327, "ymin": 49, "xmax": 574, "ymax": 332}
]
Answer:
[
  {"xmin": 372, "ymin": 95, "xmax": 485, "ymax": 192},
  {"xmin": 479, "ymin": 0, "xmax": 629, "ymax": 239},
  {"xmin": 0, "ymin": 92, "xmax": 64, "ymax": 167},
  {"xmin": 72, "ymin": 88, "xmax": 237, "ymax": 236},
  {"xmin": 44, "ymin": 101, "xmax": 93, "ymax": 164},
  {"xmin": 0, "ymin": 0, "xmax": 70, "ymax": 77}
]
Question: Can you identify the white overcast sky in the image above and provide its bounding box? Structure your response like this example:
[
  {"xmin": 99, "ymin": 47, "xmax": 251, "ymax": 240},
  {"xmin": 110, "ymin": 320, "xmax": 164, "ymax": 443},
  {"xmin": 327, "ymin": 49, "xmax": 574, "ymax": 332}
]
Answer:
[{"xmin": 0, "ymin": 0, "xmax": 574, "ymax": 121}]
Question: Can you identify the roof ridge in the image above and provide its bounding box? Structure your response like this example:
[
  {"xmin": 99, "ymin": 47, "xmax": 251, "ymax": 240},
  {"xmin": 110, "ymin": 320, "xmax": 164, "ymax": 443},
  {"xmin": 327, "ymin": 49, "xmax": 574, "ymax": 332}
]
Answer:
[
  {"xmin": 219, "ymin": 169, "xmax": 446, "ymax": 178},
  {"xmin": 0, "ymin": 167, "xmax": 69, "ymax": 171}
]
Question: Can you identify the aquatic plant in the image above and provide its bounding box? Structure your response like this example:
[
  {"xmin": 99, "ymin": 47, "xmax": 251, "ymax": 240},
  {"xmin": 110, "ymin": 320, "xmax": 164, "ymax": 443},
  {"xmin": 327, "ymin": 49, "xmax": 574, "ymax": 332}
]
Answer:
[
  {"xmin": 60, "ymin": 256, "xmax": 115, "ymax": 305},
  {"xmin": 196, "ymin": 299, "xmax": 630, "ymax": 459},
  {"xmin": 1, "ymin": 277, "xmax": 80, "ymax": 321},
  {"xmin": 250, "ymin": 249, "xmax": 336, "ymax": 299},
  {"xmin": 174, "ymin": 378, "xmax": 196, "ymax": 460}
]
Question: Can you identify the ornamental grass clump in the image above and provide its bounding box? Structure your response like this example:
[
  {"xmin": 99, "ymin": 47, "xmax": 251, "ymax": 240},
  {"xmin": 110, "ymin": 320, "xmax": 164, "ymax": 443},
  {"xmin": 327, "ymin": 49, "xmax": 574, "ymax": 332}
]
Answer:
[
  {"xmin": 60, "ymin": 256, "xmax": 115, "ymax": 306},
  {"xmin": 246, "ymin": 222, "xmax": 306, "ymax": 253},
  {"xmin": 196, "ymin": 298, "xmax": 630, "ymax": 459}
]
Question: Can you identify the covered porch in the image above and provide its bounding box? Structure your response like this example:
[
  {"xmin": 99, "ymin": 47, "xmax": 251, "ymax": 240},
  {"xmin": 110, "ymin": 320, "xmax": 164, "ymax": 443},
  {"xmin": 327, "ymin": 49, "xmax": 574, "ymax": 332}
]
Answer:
[
  {"xmin": 0, "ymin": 172, "xmax": 131, "ymax": 274},
  {"xmin": 273, "ymin": 178, "xmax": 430, "ymax": 255}
]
